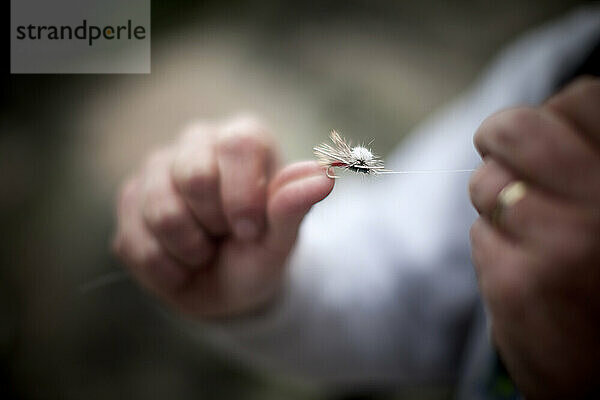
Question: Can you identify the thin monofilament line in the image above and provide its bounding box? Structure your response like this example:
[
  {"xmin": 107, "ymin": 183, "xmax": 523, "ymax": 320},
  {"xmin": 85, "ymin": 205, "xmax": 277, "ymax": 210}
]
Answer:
[
  {"xmin": 314, "ymin": 130, "xmax": 476, "ymax": 177},
  {"xmin": 378, "ymin": 168, "xmax": 475, "ymax": 175}
]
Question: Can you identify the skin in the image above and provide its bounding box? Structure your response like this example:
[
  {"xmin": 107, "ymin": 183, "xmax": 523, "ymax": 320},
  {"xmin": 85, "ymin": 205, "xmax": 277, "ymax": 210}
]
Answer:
[
  {"xmin": 113, "ymin": 115, "xmax": 334, "ymax": 317},
  {"xmin": 114, "ymin": 77, "xmax": 600, "ymax": 396},
  {"xmin": 469, "ymin": 77, "xmax": 600, "ymax": 398}
]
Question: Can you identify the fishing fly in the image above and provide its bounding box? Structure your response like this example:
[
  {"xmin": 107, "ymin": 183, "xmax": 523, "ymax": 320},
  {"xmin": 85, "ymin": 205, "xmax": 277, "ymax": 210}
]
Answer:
[
  {"xmin": 314, "ymin": 129, "xmax": 475, "ymax": 178},
  {"xmin": 313, "ymin": 129, "xmax": 387, "ymax": 178}
]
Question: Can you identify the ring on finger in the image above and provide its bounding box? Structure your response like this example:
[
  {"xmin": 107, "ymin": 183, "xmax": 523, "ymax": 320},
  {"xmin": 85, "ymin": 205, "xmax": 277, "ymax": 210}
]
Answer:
[{"xmin": 491, "ymin": 180, "xmax": 528, "ymax": 229}]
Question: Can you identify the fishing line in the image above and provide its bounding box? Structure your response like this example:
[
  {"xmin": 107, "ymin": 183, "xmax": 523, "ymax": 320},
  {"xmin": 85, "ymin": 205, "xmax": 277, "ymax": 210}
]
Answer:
[
  {"xmin": 314, "ymin": 129, "xmax": 475, "ymax": 178},
  {"xmin": 378, "ymin": 169, "xmax": 475, "ymax": 174}
]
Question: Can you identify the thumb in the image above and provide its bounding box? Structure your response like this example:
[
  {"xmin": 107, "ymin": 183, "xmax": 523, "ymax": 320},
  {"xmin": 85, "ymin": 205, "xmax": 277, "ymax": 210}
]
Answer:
[{"xmin": 265, "ymin": 161, "xmax": 334, "ymax": 252}]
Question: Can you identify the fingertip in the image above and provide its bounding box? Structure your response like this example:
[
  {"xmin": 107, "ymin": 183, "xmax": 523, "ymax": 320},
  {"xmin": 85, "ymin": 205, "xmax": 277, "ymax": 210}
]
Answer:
[
  {"xmin": 268, "ymin": 160, "xmax": 333, "ymax": 195},
  {"xmin": 268, "ymin": 170, "xmax": 334, "ymax": 220},
  {"xmin": 265, "ymin": 169, "xmax": 333, "ymax": 251}
]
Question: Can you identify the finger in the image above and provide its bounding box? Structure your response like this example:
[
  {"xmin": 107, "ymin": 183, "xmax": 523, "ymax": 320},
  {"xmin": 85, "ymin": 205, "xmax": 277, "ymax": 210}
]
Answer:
[
  {"xmin": 474, "ymin": 107, "xmax": 600, "ymax": 201},
  {"xmin": 171, "ymin": 123, "xmax": 229, "ymax": 236},
  {"xmin": 265, "ymin": 161, "xmax": 334, "ymax": 253},
  {"xmin": 216, "ymin": 116, "xmax": 277, "ymax": 240},
  {"xmin": 141, "ymin": 149, "xmax": 216, "ymax": 267},
  {"xmin": 114, "ymin": 177, "xmax": 189, "ymax": 295},
  {"xmin": 469, "ymin": 157, "xmax": 515, "ymax": 216},
  {"xmin": 489, "ymin": 182, "xmax": 599, "ymax": 265},
  {"xmin": 469, "ymin": 217, "xmax": 534, "ymax": 320},
  {"xmin": 545, "ymin": 76, "xmax": 600, "ymax": 145}
]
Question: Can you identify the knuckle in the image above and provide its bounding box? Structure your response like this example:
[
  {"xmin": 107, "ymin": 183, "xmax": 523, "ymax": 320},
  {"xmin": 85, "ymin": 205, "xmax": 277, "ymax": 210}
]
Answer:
[
  {"xmin": 143, "ymin": 196, "xmax": 187, "ymax": 235},
  {"xmin": 494, "ymin": 108, "xmax": 537, "ymax": 148},
  {"xmin": 172, "ymin": 159, "xmax": 219, "ymax": 199},
  {"xmin": 475, "ymin": 108, "xmax": 531, "ymax": 154},
  {"xmin": 473, "ymin": 116, "xmax": 492, "ymax": 153},
  {"xmin": 218, "ymin": 131, "xmax": 269, "ymax": 157},
  {"xmin": 506, "ymin": 106, "xmax": 539, "ymax": 126},
  {"xmin": 138, "ymin": 245, "xmax": 164, "ymax": 270},
  {"xmin": 179, "ymin": 236, "xmax": 213, "ymax": 265},
  {"xmin": 218, "ymin": 117, "xmax": 270, "ymax": 156}
]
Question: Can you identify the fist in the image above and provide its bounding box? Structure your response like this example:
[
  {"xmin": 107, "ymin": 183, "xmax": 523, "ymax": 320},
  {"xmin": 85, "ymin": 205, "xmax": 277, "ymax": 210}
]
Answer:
[
  {"xmin": 469, "ymin": 77, "xmax": 600, "ymax": 398},
  {"xmin": 112, "ymin": 115, "xmax": 334, "ymax": 317}
]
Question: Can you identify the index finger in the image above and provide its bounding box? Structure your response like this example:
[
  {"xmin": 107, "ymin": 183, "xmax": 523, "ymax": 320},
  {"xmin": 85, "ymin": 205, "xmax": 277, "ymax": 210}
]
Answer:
[{"xmin": 474, "ymin": 107, "xmax": 600, "ymax": 202}]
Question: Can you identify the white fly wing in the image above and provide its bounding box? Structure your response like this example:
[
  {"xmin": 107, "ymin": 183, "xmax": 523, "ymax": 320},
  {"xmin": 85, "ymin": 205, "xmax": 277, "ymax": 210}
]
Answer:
[
  {"xmin": 329, "ymin": 129, "xmax": 353, "ymax": 154},
  {"xmin": 313, "ymin": 145, "xmax": 348, "ymax": 164},
  {"xmin": 313, "ymin": 129, "xmax": 354, "ymax": 167},
  {"xmin": 313, "ymin": 129, "xmax": 389, "ymax": 175}
]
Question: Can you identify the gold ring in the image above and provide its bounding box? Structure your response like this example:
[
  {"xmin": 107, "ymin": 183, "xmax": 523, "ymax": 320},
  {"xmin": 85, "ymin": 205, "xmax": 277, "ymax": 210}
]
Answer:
[{"xmin": 491, "ymin": 180, "xmax": 527, "ymax": 228}]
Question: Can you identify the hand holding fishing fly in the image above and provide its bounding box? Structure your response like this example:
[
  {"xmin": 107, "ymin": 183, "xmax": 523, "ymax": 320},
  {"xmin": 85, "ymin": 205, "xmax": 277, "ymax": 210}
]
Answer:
[
  {"xmin": 112, "ymin": 115, "xmax": 334, "ymax": 317},
  {"xmin": 469, "ymin": 77, "xmax": 600, "ymax": 398}
]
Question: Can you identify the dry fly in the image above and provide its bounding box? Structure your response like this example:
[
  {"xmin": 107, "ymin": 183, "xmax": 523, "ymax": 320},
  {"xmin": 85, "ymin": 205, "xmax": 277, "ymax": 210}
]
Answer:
[
  {"xmin": 313, "ymin": 129, "xmax": 388, "ymax": 178},
  {"xmin": 314, "ymin": 129, "xmax": 476, "ymax": 178}
]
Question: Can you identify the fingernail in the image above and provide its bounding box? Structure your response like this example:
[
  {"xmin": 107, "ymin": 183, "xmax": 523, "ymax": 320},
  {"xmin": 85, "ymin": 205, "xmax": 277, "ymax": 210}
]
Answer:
[{"xmin": 234, "ymin": 218, "xmax": 259, "ymax": 240}]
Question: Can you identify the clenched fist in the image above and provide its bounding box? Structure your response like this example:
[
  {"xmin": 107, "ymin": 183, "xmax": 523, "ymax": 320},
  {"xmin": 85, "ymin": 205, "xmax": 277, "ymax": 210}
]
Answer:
[
  {"xmin": 113, "ymin": 116, "xmax": 334, "ymax": 317},
  {"xmin": 469, "ymin": 77, "xmax": 600, "ymax": 398}
]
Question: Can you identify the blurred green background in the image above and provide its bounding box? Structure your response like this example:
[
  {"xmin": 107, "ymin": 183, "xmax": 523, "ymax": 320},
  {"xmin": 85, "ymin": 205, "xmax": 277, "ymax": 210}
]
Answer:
[{"xmin": 1, "ymin": 0, "xmax": 589, "ymax": 398}]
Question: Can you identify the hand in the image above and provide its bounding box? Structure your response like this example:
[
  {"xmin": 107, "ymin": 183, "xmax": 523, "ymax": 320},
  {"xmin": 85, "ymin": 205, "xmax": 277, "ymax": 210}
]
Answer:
[
  {"xmin": 469, "ymin": 77, "xmax": 600, "ymax": 398},
  {"xmin": 112, "ymin": 115, "xmax": 334, "ymax": 318}
]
